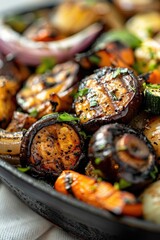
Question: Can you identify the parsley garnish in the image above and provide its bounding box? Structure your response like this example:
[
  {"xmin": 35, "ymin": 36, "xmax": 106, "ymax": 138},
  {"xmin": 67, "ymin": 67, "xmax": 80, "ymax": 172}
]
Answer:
[
  {"xmin": 95, "ymin": 157, "xmax": 102, "ymax": 165},
  {"xmin": 150, "ymin": 166, "xmax": 158, "ymax": 180},
  {"xmin": 36, "ymin": 57, "xmax": 56, "ymax": 74},
  {"xmin": 74, "ymin": 88, "xmax": 89, "ymax": 99},
  {"xmin": 17, "ymin": 166, "xmax": 31, "ymax": 173},
  {"xmin": 112, "ymin": 68, "xmax": 121, "ymax": 78},
  {"xmin": 114, "ymin": 178, "xmax": 132, "ymax": 190},
  {"xmin": 57, "ymin": 112, "xmax": 79, "ymax": 122},
  {"xmin": 89, "ymin": 55, "xmax": 100, "ymax": 65},
  {"xmin": 29, "ymin": 108, "xmax": 38, "ymax": 118},
  {"xmin": 90, "ymin": 99, "xmax": 98, "ymax": 107}
]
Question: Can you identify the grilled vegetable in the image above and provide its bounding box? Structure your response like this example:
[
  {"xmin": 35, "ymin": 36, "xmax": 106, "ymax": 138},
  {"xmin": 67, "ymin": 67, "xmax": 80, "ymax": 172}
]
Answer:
[
  {"xmin": 144, "ymin": 84, "xmax": 160, "ymax": 115},
  {"xmin": 113, "ymin": 0, "xmax": 160, "ymax": 18},
  {"xmin": 134, "ymin": 39, "xmax": 160, "ymax": 74},
  {"xmin": 126, "ymin": 12, "xmax": 160, "ymax": 40},
  {"xmin": 17, "ymin": 61, "xmax": 80, "ymax": 118},
  {"xmin": 55, "ymin": 170, "xmax": 142, "ymax": 217},
  {"xmin": 141, "ymin": 180, "xmax": 160, "ymax": 224},
  {"xmin": 74, "ymin": 67, "xmax": 143, "ymax": 131},
  {"xmin": 144, "ymin": 116, "xmax": 160, "ymax": 162},
  {"xmin": 0, "ymin": 76, "xmax": 18, "ymax": 128},
  {"xmin": 88, "ymin": 123, "xmax": 157, "ymax": 191},
  {"xmin": 51, "ymin": 0, "xmax": 124, "ymax": 36},
  {"xmin": 0, "ymin": 53, "xmax": 29, "ymax": 82},
  {"xmin": 0, "ymin": 130, "xmax": 23, "ymax": 155},
  {"xmin": 20, "ymin": 113, "xmax": 86, "ymax": 179},
  {"xmin": 76, "ymin": 41, "xmax": 135, "ymax": 72},
  {"xmin": 6, "ymin": 111, "xmax": 36, "ymax": 132}
]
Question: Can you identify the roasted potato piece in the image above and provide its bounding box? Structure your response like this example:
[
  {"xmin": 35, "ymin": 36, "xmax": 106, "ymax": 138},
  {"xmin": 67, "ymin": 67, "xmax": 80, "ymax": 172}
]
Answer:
[
  {"xmin": 51, "ymin": 0, "xmax": 124, "ymax": 36},
  {"xmin": 17, "ymin": 61, "xmax": 80, "ymax": 118},
  {"xmin": 0, "ymin": 76, "xmax": 19, "ymax": 128}
]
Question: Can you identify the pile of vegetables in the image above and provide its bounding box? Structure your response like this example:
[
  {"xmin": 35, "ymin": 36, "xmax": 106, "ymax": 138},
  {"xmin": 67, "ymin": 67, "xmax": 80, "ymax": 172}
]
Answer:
[{"xmin": 0, "ymin": 0, "xmax": 160, "ymax": 224}]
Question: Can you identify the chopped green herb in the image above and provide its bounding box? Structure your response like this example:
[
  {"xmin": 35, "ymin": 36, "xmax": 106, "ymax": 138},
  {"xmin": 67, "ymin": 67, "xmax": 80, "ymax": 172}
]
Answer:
[
  {"xmin": 17, "ymin": 166, "xmax": 31, "ymax": 173},
  {"xmin": 148, "ymin": 61, "xmax": 158, "ymax": 71},
  {"xmin": 79, "ymin": 131, "xmax": 87, "ymax": 139},
  {"xmin": 110, "ymin": 90, "xmax": 118, "ymax": 101},
  {"xmin": 36, "ymin": 57, "xmax": 56, "ymax": 74},
  {"xmin": 57, "ymin": 112, "xmax": 79, "ymax": 122},
  {"xmin": 97, "ymin": 177, "xmax": 102, "ymax": 182},
  {"xmin": 88, "ymin": 55, "xmax": 100, "ymax": 65},
  {"xmin": 74, "ymin": 88, "xmax": 89, "ymax": 99},
  {"xmin": 93, "ymin": 169, "xmax": 103, "ymax": 177},
  {"xmin": 120, "ymin": 68, "xmax": 128, "ymax": 74},
  {"xmin": 114, "ymin": 178, "xmax": 132, "ymax": 190},
  {"xmin": 95, "ymin": 157, "xmax": 102, "ymax": 165},
  {"xmin": 148, "ymin": 48, "xmax": 156, "ymax": 59},
  {"xmin": 29, "ymin": 108, "xmax": 38, "ymax": 118},
  {"xmin": 112, "ymin": 68, "xmax": 121, "ymax": 78},
  {"xmin": 90, "ymin": 99, "xmax": 98, "ymax": 107},
  {"xmin": 150, "ymin": 166, "xmax": 158, "ymax": 180}
]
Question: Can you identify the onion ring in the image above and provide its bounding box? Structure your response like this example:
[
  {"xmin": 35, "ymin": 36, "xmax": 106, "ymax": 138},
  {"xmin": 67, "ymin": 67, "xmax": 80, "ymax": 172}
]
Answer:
[{"xmin": 0, "ymin": 20, "xmax": 103, "ymax": 65}]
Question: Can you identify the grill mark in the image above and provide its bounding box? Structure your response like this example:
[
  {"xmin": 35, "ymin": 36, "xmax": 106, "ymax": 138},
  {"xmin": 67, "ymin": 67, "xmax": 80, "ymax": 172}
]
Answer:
[
  {"xmin": 99, "ymin": 76, "xmax": 121, "ymax": 114},
  {"xmin": 64, "ymin": 171, "xmax": 74, "ymax": 196}
]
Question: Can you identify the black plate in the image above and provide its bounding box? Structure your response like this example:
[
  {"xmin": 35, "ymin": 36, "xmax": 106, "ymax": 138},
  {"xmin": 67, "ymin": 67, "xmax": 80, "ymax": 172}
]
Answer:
[
  {"xmin": 0, "ymin": 2, "xmax": 160, "ymax": 240},
  {"xmin": 0, "ymin": 159, "xmax": 160, "ymax": 240}
]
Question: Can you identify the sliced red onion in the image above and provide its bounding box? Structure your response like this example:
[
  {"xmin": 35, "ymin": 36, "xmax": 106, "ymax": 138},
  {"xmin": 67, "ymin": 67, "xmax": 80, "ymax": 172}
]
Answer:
[{"xmin": 0, "ymin": 19, "xmax": 102, "ymax": 65}]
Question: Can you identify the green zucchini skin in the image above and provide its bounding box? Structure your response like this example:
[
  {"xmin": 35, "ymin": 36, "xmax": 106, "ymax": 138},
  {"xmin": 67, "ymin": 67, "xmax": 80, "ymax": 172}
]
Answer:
[{"xmin": 144, "ymin": 84, "xmax": 160, "ymax": 115}]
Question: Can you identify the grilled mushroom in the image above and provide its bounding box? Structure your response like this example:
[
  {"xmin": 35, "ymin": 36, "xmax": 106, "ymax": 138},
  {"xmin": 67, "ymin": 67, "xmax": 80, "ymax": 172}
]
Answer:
[
  {"xmin": 74, "ymin": 67, "xmax": 143, "ymax": 132},
  {"xmin": 88, "ymin": 123, "xmax": 157, "ymax": 191},
  {"xmin": 20, "ymin": 113, "xmax": 86, "ymax": 179}
]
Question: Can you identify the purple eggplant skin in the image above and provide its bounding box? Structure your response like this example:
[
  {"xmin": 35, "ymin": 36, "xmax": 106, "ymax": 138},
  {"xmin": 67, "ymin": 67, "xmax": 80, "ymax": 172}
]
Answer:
[
  {"xmin": 74, "ymin": 67, "xmax": 143, "ymax": 132},
  {"xmin": 88, "ymin": 123, "xmax": 157, "ymax": 192},
  {"xmin": 20, "ymin": 113, "xmax": 86, "ymax": 181}
]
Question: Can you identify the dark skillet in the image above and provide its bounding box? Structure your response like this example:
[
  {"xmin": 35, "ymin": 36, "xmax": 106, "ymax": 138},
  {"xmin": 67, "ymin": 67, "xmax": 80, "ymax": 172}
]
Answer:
[
  {"xmin": 0, "ymin": 159, "xmax": 160, "ymax": 240},
  {"xmin": 0, "ymin": 2, "xmax": 160, "ymax": 240}
]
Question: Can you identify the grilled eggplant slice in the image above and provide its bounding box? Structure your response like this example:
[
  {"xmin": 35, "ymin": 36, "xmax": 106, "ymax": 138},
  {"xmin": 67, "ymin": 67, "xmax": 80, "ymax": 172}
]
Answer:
[
  {"xmin": 20, "ymin": 113, "xmax": 86, "ymax": 179},
  {"xmin": 74, "ymin": 67, "xmax": 143, "ymax": 131},
  {"xmin": 88, "ymin": 123, "xmax": 157, "ymax": 191}
]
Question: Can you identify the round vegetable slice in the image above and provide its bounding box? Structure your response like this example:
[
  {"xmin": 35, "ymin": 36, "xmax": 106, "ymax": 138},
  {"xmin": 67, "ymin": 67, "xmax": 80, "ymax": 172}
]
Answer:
[{"xmin": 20, "ymin": 113, "xmax": 86, "ymax": 179}]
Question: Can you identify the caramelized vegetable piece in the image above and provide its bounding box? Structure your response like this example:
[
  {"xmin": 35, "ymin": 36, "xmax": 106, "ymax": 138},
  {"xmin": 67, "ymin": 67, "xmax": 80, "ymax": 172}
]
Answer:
[
  {"xmin": 146, "ymin": 70, "xmax": 160, "ymax": 84},
  {"xmin": 17, "ymin": 61, "xmax": 80, "ymax": 118},
  {"xmin": 6, "ymin": 111, "xmax": 36, "ymax": 132},
  {"xmin": 24, "ymin": 18, "xmax": 66, "ymax": 42},
  {"xmin": 76, "ymin": 41, "xmax": 135, "ymax": 71},
  {"xmin": 126, "ymin": 12, "xmax": 160, "ymax": 40},
  {"xmin": 55, "ymin": 170, "xmax": 142, "ymax": 217},
  {"xmin": 74, "ymin": 67, "xmax": 142, "ymax": 131},
  {"xmin": 141, "ymin": 180, "xmax": 160, "ymax": 224},
  {"xmin": 113, "ymin": 0, "xmax": 160, "ymax": 18},
  {"xmin": 88, "ymin": 123, "xmax": 157, "ymax": 190},
  {"xmin": 134, "ymin": 39, "xmax": 160, "ymax": 74},
  {"xmin": 51, "ymin": 0, "xmax": 124, "ymax": 36},
  {"xmin": 0, "ymin": 53, "xmax": 30, "ymax": 83},
  {"xmin": 0, "ymin": 76, "xmax": 18, "ymax": 128},
  {"xmin": 144, "ymin": 116, "xmax": 160, "ymax": 162},
  {"xmin": 20, "ymin": 114, "xmax": 85, "ymax": 178}
]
